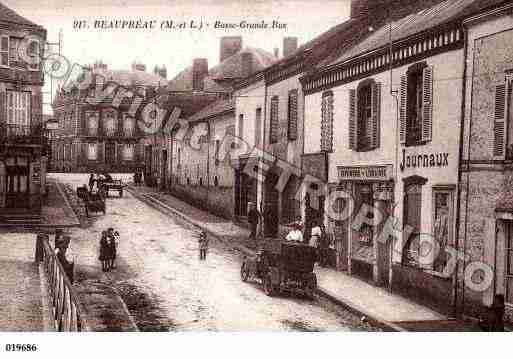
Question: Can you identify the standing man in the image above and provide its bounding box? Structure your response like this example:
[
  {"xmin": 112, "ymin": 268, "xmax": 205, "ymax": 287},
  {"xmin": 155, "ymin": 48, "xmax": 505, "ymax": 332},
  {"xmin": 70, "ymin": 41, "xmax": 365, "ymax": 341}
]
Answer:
[{"xmin": 247, "ymin": 202, "xmax": 260, "ymax": 241}]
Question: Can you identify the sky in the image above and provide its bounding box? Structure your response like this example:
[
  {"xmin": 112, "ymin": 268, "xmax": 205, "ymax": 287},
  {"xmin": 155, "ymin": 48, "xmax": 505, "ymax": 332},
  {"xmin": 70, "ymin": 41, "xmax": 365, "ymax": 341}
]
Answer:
[{"xmin": 3, "ymin": 0, "xmax": 350, "ymax": 114}]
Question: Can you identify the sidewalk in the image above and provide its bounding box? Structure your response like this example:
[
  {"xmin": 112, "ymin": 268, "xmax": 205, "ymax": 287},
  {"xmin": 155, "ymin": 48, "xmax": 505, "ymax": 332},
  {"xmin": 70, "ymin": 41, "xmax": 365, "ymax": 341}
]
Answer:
[
  {"xmin": 128, "ymin": 185, "xmax": 475, "ymax": 331},
  {"xmin": 40, "ymin": 179, "xmax": 80, "ymax": 228},
  {"xmin": 0, "ymin": 232, "xmax": 52, "ymax": 331}
]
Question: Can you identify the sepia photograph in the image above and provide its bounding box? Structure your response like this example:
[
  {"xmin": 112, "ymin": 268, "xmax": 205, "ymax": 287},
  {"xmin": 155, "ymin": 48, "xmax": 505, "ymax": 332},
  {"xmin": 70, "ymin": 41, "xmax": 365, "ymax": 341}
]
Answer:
[{"xmin": 0, "ymin": 0, "xmax": 511, "ymax": 356}]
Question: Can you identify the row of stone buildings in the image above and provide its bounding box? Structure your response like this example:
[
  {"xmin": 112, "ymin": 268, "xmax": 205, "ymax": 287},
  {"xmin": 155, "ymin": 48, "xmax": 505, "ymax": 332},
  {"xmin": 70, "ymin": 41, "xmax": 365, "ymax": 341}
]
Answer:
[
  {"xmin": 0, "ymin": 3, "xmax": 47, "ymax": 225},
  {"xmin": 49, "ymin": 0, "xmax": 513, "ymax": 323}
]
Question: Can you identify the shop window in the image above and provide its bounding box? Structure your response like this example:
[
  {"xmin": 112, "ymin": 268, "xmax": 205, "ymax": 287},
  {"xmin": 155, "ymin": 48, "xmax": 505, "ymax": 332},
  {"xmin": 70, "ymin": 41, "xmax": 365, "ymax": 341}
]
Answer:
[
  {"xmin": 238, "ymin": 114, "xmax": 244, "ymax": 139},
  {"xmin": 402, "ymin": 175, "xmax": 427, "ymax": 267},
  {"xmin": 355, "ymin": 184, "xmax": 373, "ymax": 246},
  {"xmin": 349, "ymin": 79, "xmax": 381, "ymax": 151},
  {"xmin": 321, "ymin": 90, "xmax": 334, "ymax": 152},
  {"xmin": 432, "ymin": 187, "xmax": 454, "ymax": 272},
  {"xmin": 270, "ymin": 96, "xmax": 279, "ymax": 144},
  {"xmin": 400, "ymin": 62, "xmax": 433, "ymax": 147},
  {"xmin": 255, "ymin": 108, "xmax": 262, "ymax": 147},
  {"xmin": 288, "ymin": 89, "xmax": 298, "ymax": 141}
]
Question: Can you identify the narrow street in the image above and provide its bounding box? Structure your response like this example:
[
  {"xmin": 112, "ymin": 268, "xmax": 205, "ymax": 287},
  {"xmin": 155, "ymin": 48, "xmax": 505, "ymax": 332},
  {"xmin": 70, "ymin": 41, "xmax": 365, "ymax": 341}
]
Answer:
[{"xmin": 50, "ymin": 173, "xmax": 373, "ymax": 331}]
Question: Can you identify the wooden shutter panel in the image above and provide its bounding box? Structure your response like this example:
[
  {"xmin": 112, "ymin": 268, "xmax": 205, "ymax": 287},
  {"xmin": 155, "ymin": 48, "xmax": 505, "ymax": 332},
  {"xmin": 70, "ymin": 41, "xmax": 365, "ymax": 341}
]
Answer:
[
  {"xmin": 348, "ymin": 89, "xmax": 356, "ymax": 149},
  {"xmin": 422, "ymin": 66, "xmax": 433, "ymax": 143},
  {"xmin": 117, "ymin": 143, "xmax": 124, "ymax": 162},
  {"xmin": 81, "ymin": 143, "xmax": 88, "ymax": 164},
  {"xmin": 371, "ymin": 82, "xmax": 381, "ymax": 149},
  {"xmin": 270, "ymin": 97, "xmax": 279, "ymax": 143},
  {"xmin": 288, "ymin": 90, "xmax": 298, "ymax": 141},
  {"xmin": 97, "ymin": 142, "xmax": 104, "ymax": 162},
  {"xmin": 493, "ymin": 83, "xmax": 507, "ymax": 159},
  {"xmin": 400, "ymin": 75, "xmax": 407, "ymax": 145},
  {"xmin": 0, "ymin": 91, "xmax": 5, "ymax": 132}
]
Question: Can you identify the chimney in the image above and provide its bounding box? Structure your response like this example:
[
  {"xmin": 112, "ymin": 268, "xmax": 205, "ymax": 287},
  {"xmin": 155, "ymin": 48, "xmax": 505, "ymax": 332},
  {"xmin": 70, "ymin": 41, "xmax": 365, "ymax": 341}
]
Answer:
[
  {"xmin": 192, "ymin": 58, "xmax": 209, "ymax": 91},
  {"xmin": 241, "ymin": 52, "xmax": 254, "ymax": 78},
  {"xmin": 154, "ymin": 65, "xmax": 167, "ymax": 79},
  {"xmin": 283, "ymin": 37, "xmax": 298, "ymax": 58},
  {"xmin": 220, "ymin": 36, "xmax": 242, "ymax": 62},
  {"xmin": 274, "ymin": 47, "xmax": 279, "ymax": 58},
  {"xmin": 132, "ymin": 62, "xmax": 146, "ymax": 72}
]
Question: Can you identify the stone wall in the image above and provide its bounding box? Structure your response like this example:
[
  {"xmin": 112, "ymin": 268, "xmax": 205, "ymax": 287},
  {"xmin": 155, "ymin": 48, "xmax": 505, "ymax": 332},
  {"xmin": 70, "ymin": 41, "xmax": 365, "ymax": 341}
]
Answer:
[{"xmin": 169, "ymin": 184, "xmax": 234, "ymax": 220}]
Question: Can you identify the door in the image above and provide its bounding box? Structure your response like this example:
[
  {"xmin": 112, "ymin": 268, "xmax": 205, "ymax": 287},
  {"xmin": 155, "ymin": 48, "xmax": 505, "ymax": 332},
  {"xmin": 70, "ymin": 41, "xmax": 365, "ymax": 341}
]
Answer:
[
  {"xmin": 5, "ymin": 157, "xmax": 30, "ymax": 209},
  {"xmin": 264, "ymin": 172, "xmax": 279, "ymax": 238},
  {"xmin": 505, "ymin": 221, "xmax": 513, "ymax": 306}
]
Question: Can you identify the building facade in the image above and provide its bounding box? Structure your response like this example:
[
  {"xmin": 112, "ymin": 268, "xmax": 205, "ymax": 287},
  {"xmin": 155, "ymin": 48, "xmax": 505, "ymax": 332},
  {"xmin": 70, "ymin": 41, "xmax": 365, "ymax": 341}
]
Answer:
[
  {"xmin": 459, "ymin": 2, "xmax": 513, "ymax": 323},
  {"xmin": 51, "ymin": 63, "xmax": 167, "ymax": 173},
  {"xmin": 0, "ymin": 3, "xmax": 47, "ymax": 224},
  {"xmin": 301, "ymin": 0, "xmax": 505, "ymax": 315}
]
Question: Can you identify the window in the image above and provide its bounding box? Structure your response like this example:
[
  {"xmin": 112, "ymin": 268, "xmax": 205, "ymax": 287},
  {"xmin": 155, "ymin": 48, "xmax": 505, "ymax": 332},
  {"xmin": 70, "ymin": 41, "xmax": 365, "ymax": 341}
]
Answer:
[
  {"xmin": 6, "ymin": 91, "xmax": 31, "ymax": 131},
  {"xmin": 400, "ymin": 62, "xmax": 433, "ymax": 147},
  {"xmin": 402, "ymin": 175, "xmax": 427, "ymax": 267},
  {"xmin": 238, "ymin": 114, "xmax": 244, "ymax": 139},
  {"xmin": 270, "ymin": 96, "xmax": 279, "ymax": 144},
  {"xmin": 86, "ymin": 111, "xmax": 99, "ymax": 136},
  {"xmin": 9, "ymin": 37, "xmax": 19, "ymax": 63},
  {"xmin": 123, "ymin": 114, "xmax": 135, "ymax": 136},
  {"xmin": 103, "ymin": 110, "xmax": 117, "ymax": 136},
  {"xmin": 349, "ymin": 80, "xmax": 381, "ymax": 151},
  {"xmin": 123, "ymin": 144, "xmax": 135, "ymax": 161},
  {"xmin": 255, "ymin": 108, "xmax": 262, "ymax": 147},
  {"xmin": 87, "ymin": 143, "xmax": 98, "ymax": 160},
  {"xmin": 321, "ymin": 90, "xmax": 334, "ymax": 152},
  {"xmin": 432, "ymin": 187, "xmax": 454, "ymax": 272},
  {"xmin": 288, "ymin": 89, "xmax": 298, "ymax": 141},
  {"xmin": 27, "ymin": 39, "xmax": 40, "ymax": 71},
  {"xmin": 1, "ymin": 35, "xmax": 9, "ymax": 67}
]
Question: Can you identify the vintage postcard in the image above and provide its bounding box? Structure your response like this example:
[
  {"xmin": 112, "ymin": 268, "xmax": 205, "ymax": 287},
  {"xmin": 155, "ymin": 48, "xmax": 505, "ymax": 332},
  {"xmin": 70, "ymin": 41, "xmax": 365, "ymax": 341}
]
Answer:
[{"xmin": 0, "ymin": 0, "xmax": 512, "ymax": 351}]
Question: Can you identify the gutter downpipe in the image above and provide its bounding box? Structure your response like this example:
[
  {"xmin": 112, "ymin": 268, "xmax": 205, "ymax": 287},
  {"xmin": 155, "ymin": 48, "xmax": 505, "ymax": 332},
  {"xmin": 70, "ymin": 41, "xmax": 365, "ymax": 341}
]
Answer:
[
  {"xmin": 454, "ymin": 24, "xmax": 469, "ymax": 319},
  {"xmin": 261, "ymin": 77, "xmax": 268, "ymax": 223}
]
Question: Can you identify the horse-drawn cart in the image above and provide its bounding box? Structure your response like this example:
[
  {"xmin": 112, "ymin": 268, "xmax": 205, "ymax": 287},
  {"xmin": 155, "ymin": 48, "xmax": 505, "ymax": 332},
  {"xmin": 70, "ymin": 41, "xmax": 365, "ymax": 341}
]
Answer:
[
  {"xmin": 240, "ymin": 241, "xmax": 318, "ymax": 299},
  {"xmin": 77, "ymin": 185, "xmax": 106, "ymax": 217}
]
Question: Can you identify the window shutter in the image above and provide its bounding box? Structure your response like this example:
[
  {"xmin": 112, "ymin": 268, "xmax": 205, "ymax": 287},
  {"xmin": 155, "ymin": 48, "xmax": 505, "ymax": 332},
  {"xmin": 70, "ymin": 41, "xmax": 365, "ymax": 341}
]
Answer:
[
  {"xmin": 493, "ymin": 83, "xmax": 507, "ymax": 159},
  {"xmin": 135, "ymin": 143, "xmax": 142, "ymax": 162},
  {"xmin": 117, "ymin": 143, "xmax": 124, "ymax": 161},
  {"xmin": 97, "ymin": 142, "xmax": 104, "ymax": 162},
  {"xmin": 349, "ymin": 89, "xmax": 356, "ymax": 149},
  {"xmin": 422, "ymin": 66, "xmax": 433, "ymax": 143},
  {"xmin": 81, "ymin": 143, "xmax": 88, "ymax": 163},
  {"xmin": 270, "ymin": 97, "xmax": 279, "ymax": 144},
  {"xmin": 400, "ymin": 75, "xmax": 407, "ymax": 145},
  {"xmin": 371, "ymin": 82, "xmax": 381, "ymax": 149},
  {"xmin": 0, "ymin": 91, "xmax": 5, "ymax": 128},
  {"xmin": 288, "ymin": 90, "xmax": 298, "ymax": 141}
]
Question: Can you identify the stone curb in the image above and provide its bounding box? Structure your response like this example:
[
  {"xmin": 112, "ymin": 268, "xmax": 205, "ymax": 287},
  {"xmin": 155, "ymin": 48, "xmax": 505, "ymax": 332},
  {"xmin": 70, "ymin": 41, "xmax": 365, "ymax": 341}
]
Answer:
[{"xmin": 128, "ymin": 187, "xmax": 404, "ymax": 332}]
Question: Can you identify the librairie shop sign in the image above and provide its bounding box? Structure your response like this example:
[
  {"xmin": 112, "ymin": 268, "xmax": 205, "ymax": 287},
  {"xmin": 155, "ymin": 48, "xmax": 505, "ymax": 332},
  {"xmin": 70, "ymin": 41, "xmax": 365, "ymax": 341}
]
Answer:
[
  {"xmin": 337, "ymin": 165, "xmax": 393, "ymax": 181},
  {"xmin": 400, "ymin": 149, "xmax": 449, "ymax": 172}
]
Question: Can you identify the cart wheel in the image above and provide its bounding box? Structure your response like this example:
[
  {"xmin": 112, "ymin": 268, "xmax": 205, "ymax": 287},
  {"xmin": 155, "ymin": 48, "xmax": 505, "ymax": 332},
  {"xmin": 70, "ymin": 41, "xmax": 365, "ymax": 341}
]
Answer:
[
  {"xmin": 305, "ymin": 275, "xmax": 317, "ymax": 300},
  {"xmin": 263, "ymin": 275, "xmax": 274, "ymax": 297},
  {"xmin": 240, "ymin": 263, "xmax": 250, "ymax": 282}
]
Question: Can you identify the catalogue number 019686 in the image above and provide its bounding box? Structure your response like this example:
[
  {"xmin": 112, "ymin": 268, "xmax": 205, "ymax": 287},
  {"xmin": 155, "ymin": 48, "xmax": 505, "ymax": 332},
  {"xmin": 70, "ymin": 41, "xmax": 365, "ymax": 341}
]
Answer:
[{"xmin": 5, "ymin": 344, "xmax": 38, "ymax": 352}]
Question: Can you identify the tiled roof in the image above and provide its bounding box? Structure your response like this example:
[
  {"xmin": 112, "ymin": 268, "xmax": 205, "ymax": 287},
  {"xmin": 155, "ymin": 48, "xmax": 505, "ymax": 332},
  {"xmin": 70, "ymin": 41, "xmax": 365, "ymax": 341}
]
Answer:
[
  {"xmin": 167, "ymin": 47, "xmax": 277, "ymax": 92},
  {"xmin": 187, "ymin": 97, "xmax": 235, "ymax": 122},
  {"xmin": 93, "ymin": 68, "xmax": 166, "ymax": 87},
  {"xmin": 0, "ymin": 2, "xmax": 43, "ymax": 28},
  {"xmin": 157, "ymin": 92, "xmax": 223, "ymax": 119},
  {"xmin": 326, "ymin": 0, "xmax": 507, "ymax": 67}
]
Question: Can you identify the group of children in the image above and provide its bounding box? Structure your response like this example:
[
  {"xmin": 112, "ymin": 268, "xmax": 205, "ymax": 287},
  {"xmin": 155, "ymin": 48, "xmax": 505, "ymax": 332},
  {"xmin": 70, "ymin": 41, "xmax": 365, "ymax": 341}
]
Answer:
[{"xmin": 98, "ymin": 227, "xmax": 119, "ymax": 272}]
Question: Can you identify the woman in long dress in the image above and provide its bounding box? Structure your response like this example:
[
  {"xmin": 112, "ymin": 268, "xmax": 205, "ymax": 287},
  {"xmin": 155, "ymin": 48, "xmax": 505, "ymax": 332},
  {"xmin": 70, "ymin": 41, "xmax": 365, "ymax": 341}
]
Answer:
[{"xmin": 98, "ymin": 231, "xmax": 110, "ymax": 272}]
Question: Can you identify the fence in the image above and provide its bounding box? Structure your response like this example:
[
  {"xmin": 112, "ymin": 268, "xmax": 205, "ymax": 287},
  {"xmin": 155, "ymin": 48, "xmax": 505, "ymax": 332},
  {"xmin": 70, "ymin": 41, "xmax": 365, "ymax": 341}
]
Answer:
[{"xmin": 35, "ymin": 234, "xmax": 88, "ymax": 332}]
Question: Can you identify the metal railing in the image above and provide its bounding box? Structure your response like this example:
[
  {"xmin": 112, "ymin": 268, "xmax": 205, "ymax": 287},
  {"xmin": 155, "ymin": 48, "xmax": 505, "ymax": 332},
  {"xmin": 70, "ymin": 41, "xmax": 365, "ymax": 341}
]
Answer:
[{"xmin": 35, "ymin": 234, "xmax": 88, "ymax": 332}]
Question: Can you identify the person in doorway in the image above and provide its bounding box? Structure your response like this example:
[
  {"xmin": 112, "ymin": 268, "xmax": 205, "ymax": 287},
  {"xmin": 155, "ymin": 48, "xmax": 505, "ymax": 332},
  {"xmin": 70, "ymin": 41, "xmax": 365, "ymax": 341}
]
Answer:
[
  {"xmin": 98, "ymin": 231, "xmax": 110, "ymax": 272},
  {"xmin": 198, "ymin": 231, "xmax": 209, "ymax": 260},
  {"xmin": 247, "ymin": 202, "xmax": 260, "ymax": 241},
  {"xmin": 286, "ymin": 222, "xmax": 304, "ymax": 242},
  {"xmin": 88, "ymin": 173, "xmax": 95, "ymax": 192}
]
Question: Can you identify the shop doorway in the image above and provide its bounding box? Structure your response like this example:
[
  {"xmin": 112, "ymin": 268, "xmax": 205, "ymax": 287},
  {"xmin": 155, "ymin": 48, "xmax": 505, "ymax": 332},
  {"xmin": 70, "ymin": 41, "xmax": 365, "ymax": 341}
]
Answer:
[
  {"xmin": 502, "ymin": 221, "xmax": 513, "ymax": 306},
  {"xmin": 4, "ymin": 157, "xmax": 30, "ymax": 209}
]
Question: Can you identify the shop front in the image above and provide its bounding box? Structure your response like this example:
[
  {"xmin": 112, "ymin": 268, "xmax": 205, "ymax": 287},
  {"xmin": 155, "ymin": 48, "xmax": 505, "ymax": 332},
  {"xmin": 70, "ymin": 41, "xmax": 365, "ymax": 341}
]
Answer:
[{"xmin": 335, "ymin": 164, "xmax": 394, "ymax": 286}]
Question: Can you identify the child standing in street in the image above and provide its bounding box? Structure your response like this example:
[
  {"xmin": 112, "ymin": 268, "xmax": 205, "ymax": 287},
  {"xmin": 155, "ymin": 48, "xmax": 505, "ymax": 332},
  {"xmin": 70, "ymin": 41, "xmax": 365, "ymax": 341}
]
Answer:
[{"xmin": 198, "ymin": 231, "xmax": 209, "ymax": 260}]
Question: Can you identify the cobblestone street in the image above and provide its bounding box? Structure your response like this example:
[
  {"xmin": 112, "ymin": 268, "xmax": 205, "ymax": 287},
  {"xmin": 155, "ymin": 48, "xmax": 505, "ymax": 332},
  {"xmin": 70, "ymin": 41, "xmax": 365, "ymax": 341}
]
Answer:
[{"xmin": 51, "ymin": 173, "xmax": 376, "ymax": 331}]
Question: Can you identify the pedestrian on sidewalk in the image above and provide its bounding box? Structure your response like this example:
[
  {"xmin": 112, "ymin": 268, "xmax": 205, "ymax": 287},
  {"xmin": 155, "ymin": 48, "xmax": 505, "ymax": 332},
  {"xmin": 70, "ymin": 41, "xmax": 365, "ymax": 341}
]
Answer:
[
  {"xmin": 99, "ymin": 231, "xmax": 110, "ymax": 272},
  {"xmin": 247, "ymin": 202, "xmax": 260, "ymax": 241},
  {"xmin": 198, "ymin": 231, "xmax": 209, "ymax": 260},
  {"xmin": 107, "ymin": 228, "xmax": 118, "ymax": 270},
  {"xmin": 310, "ymin": 220, "xmax": 323, "ymax": 263}
]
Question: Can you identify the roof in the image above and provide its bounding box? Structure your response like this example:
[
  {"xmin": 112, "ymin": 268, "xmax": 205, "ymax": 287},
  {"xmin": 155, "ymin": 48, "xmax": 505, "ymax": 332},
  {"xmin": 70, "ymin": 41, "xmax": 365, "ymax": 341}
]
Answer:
[
  {"xmin": 326, "ymin": 0, "xmax": 507, "ymax": 67},
  {"xmin": 187, "ymin": 97, "xmax": 235, "ymax": 122},
  {"xmin": 93, "ymin": 68, "xmax": 166, "ymax": 87},
  {"xmin": 157, "ymin": 92, "xmax": 224, "ymax": 119},
  {"xmin": 0, "ymin": 2, "xmax": 44, "ymax": 29},
  {"xmin": 167, "ymin": 47, "xmax": 277, "ymax": 92}
]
